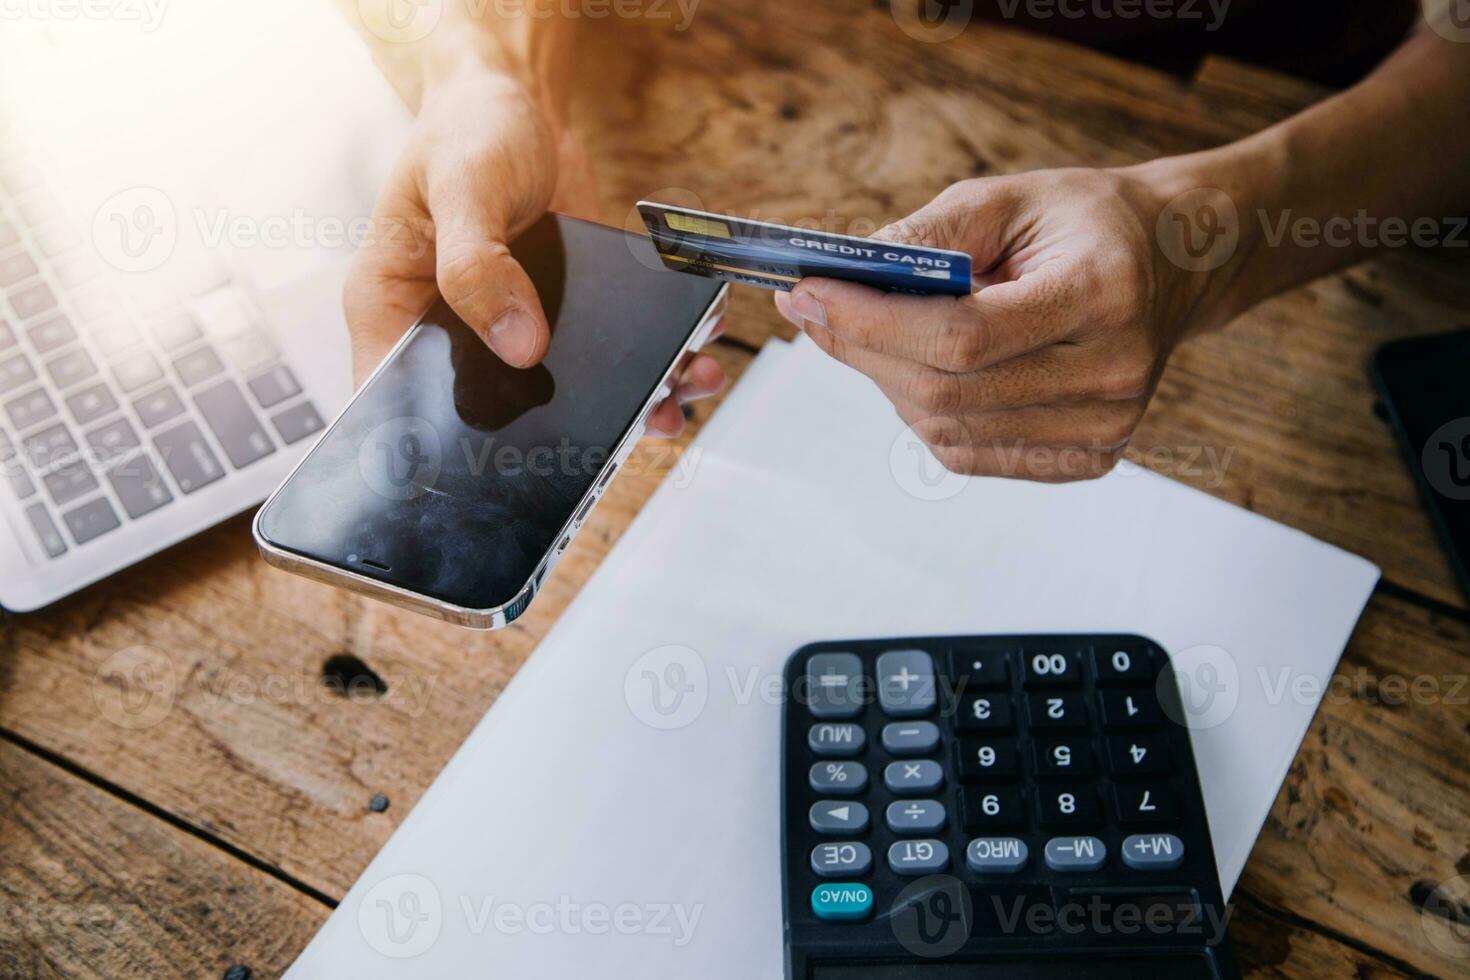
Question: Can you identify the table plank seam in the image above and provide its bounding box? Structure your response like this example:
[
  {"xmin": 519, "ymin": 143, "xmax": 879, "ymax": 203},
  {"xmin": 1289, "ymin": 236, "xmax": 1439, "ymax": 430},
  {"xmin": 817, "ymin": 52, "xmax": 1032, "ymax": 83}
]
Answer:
[
  {"xmin": 0, "ymin": 726, "xmax": 340, "ymax": 911},
  {"xmin": 1232, "ymin": 886, "xmax": 1437, "ymax": 979},
  {"xmin": 1374, "ymin": 579, "xmax": 1470, "ymax": 627}
]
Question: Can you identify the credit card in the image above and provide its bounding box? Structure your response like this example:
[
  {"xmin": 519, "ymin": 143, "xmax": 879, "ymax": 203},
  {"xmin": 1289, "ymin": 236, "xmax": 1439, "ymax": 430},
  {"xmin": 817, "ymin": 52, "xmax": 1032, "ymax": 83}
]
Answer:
[{"xmin": 636, "ymin": 202, "xmax": 973, "ymax": 297}]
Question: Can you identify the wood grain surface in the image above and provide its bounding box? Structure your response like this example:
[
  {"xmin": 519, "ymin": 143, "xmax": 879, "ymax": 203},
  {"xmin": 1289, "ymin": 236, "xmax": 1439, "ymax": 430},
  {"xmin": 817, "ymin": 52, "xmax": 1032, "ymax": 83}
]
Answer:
[{"xmin": 2, "ymin": 2, "xmax": 1467, "ymax": 978}]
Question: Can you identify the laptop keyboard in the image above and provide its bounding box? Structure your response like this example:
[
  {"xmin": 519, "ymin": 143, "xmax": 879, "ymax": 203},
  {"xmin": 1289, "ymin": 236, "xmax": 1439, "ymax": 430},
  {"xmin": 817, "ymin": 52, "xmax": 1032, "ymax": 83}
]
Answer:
[{"xmin": 0, "ymin": 146, "xmax": 327, "ymax": 562}]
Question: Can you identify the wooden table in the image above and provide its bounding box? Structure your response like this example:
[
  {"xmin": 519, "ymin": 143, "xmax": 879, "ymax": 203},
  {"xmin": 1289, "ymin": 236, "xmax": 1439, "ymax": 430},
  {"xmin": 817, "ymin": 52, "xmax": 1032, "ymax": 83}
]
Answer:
[{"xmin": 3, "ymin": 3, "xmax": 1469, "ymax": 976}]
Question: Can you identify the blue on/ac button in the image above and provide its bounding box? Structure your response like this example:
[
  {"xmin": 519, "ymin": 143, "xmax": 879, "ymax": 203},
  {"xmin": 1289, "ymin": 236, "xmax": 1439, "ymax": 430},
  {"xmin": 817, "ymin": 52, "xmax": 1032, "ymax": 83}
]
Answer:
[{"xmin": 811, "ymin": 882, "xmax": 874, "ymax": 922}]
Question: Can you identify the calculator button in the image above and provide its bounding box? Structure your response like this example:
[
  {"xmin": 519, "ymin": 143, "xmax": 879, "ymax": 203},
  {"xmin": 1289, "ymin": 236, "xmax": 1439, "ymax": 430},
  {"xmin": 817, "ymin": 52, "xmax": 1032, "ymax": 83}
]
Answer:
[
  {"xmin": 948, "ymin": 647, "xmax": 1010, "ymax": 689},
  {"xmin": 1114, "ymin": 783, "xmax": 1179, "ymax": 825},
  {"xmin": 885, "ymin": 799, "xmax": 947, "ymax": 834},
  {"xmin": 887, "ymin": 839, "xmax": 949, "ymax": 876},
  {"xmin": 805, "ymin": 653, "xmax": 865, "ymax": 719},
  {"xmin": 965, "ymin": 837, "xmax": 1029, "ymax": 874},
  {"xmin": 1033, "ymin": 739, "xmax": 1095, "ymax": 779},
  {"xmin": 1043, "ymin": 836, "xmax": 1107, "ymax": 872},
  {"xmin": 809, "ymin": 761, "xmax": 867, "ymax": 796},
  {"xmin": 956, "ymin": 737, "xmax": 1019, "ymax": 781},
  {"xmin": 881, "ymin": 720, "xmax": 940, "ymax": 755},
  {"xmin": 1094, "ymin": 642, "xmax": 1155, "ymax": 685},
  {"xmin": 1099, "ymin": 689, "xmax": 1163, "ymax": 729},
  {"xmin": 875, "ymin": 649, "xmax": 936, "ymax": 717},
  {"xmin": 1021, "ymin": 648, "xmax": 1083, "ymax": 687},
  {"xmin": 955, "ymin": 694, "xmax": 1013, "ymax": 732},
  {"xmin": 809, "ymin": 800, "xmax": 870, "ymax": 835},
  {"xmin": 1037, "ymin": 785, "xmax": 1102, "ymax": 830},
  {"xmin": 1121, "ymin": 833, "xmax": 1185, "ymax": 871},
  {"xmin": 961, "ymin": 788, "xmax": 1024, "ymax": 831},
  {"xmin": 884, "ymin": 760, "xmax": 943, "ymax": 795},
  {"xmin": 1026, "ymin": 693, "xmax": 1089, "ymax": 731},
  {"xmin": 811, "ymin": 882, "xmax": 873, "ymax": 922},
  {"xmin": 1105, "ymin": 735, "xmax": 1171, "ymax": 776},
  {"xmin": 811, "ymin": 841, "xmax": 871, "ymax": 878},
  {"xmin": 808, "ymin": 722, "xmax": 865, "ymax": 757}
]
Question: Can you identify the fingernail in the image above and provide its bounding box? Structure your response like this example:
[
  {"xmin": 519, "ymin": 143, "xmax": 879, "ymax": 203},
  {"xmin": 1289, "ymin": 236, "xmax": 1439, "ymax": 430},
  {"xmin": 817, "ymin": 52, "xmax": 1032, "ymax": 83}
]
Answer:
[
  {"xmin": 488, "ymin": 309, "xmax": 537, "ymax": 367},
  {"xmin": 791, "ymin": 289, "xmax": 826, "ymax": 329}
]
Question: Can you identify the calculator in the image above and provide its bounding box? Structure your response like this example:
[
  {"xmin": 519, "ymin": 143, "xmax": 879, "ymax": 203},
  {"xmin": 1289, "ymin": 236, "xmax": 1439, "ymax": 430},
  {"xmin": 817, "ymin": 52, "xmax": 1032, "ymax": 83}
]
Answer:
[{"xmin": 780, "ymin": 635, "xmax": 1239, "ymax": 980}]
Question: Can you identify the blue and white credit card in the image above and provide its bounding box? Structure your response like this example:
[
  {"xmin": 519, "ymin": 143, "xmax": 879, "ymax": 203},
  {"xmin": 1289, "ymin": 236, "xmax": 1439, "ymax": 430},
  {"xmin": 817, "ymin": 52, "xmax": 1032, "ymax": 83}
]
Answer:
[{"xmin": 636, "ymin": 202, "xmax": 974, "ymax": 297}]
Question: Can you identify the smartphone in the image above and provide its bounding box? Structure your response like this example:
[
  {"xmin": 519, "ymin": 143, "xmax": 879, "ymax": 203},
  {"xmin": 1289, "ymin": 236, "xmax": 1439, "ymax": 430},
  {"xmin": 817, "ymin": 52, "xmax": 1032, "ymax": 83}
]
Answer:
[
  {"xmin": 253, "ymin": 214, "xmax": 728, "ymax": 629},
  {"xmin": 1372, "ymin": 329, "xmax": 1470, "ymax": 603}
]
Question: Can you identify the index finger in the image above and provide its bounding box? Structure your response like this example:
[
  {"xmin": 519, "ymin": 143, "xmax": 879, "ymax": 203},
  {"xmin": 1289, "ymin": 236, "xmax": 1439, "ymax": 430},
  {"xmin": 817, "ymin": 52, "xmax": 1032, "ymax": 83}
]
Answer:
[{"xmin": 780, "ymin": 264, "xmax": 1080, "ymax": 373}]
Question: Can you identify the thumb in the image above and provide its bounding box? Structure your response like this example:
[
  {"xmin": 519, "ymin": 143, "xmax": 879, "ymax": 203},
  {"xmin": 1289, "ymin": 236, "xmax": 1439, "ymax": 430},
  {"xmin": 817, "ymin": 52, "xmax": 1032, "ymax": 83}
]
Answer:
[
  {"xmin": 873, "ymin": 178, "xmax": 1021, "ymax": 278},
  {"xmin": 430, "ymin": 185, "xmax": 552, "ymax": 369}
]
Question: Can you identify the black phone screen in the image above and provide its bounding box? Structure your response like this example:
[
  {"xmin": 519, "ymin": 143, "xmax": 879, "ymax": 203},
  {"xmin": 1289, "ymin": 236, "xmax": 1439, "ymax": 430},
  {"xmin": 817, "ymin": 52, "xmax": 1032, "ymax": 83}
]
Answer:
[
  {"xmin": 256, "ymin": 214, "xmax": 722, "ymax": 613},
  {"xmin": 1373, "ymin": 329, "xmax": 1470, "ymax": 601}
]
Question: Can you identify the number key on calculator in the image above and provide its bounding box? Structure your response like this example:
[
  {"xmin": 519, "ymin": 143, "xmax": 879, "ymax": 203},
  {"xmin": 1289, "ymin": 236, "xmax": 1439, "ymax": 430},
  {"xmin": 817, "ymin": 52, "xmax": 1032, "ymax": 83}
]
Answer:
[{"xmin": 781, "ymin": 634, "xmax": 1239, "ymax": 979}]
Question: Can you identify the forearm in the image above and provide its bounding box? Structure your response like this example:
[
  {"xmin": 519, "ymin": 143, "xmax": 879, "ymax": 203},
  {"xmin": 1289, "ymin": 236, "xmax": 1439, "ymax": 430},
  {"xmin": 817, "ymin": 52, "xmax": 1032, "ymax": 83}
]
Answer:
[
  {"xmin": 341, "ymin": 1, "xmax": 578, "ymax": 120},
  {"xmin": 1129, "ymin": 26, "xmax": 1470, "ymax": 327}
]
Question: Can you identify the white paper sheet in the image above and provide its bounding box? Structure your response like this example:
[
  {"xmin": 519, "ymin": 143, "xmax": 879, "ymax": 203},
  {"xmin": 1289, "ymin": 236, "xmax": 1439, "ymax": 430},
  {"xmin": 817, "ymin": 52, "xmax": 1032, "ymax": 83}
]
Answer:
[{"xmin": 288, "ymin": 337, "xmax": 1378, "ymax": 979}]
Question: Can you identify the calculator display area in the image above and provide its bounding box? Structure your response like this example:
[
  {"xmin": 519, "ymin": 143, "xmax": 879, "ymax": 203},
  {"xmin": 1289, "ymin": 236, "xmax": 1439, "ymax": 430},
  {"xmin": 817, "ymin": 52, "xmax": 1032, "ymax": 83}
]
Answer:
[{"xmin": 812, "ymin": 953, "xmax": 1217, "ymax": 979}]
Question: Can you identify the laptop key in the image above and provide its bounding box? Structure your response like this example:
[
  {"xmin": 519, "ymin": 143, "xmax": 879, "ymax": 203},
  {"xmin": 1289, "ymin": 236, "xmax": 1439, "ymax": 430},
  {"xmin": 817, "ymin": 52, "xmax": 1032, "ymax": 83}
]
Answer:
[
  {"xmin": 0, "ymin": 250, "xmax": 38, "ymax": 288},
  {"xmin": 45, "ymin": 347, "xmax": 97, "ymax": 388},
  {"xmin": 24, "ymin": 501, "xmax": 66, "ymax": 557},
  {"xmin": 173, "ymin": 345, "xmax": 224, "ymax": 387},
  {"xmin": 62, "ymin": 496, "xmax": 120, "ymax": 544},
  {"xmin": 23, "ymin": 421, "xmax": 77, "ymax": 468},
  {"xmin": 26, "ymin": 314, "xmax": 75, "ymax": 353},
  {"xmin": 90, "ymin": 317, "xmax": 141, "ymax": 356},
  {"xmin": 111, "ymin": 350, "xmax": 163, "ymax": 393},
  {"xmin": 194, "ymin": 379, "xmax": 274, "ymax": 468},
  {"xmin": 248, "ymin": 364, "xmax": 301, "ymax": 408},
  {"xmin": 43, "ymin": 461, "xmax": 98, "ymax": 506},
  {"xmin": 65, "ymin": 382, "xmax": 118, "ymax": 426},
  {"xmin": 153, "ymin": 419, "xmax": 224, "ymax": 493},
  {"xmin": 0, "ymin": 319, "xmax": 16, "ymax": 349},
  {"xmin": 220, "ymin": 328, "xmax": 278, "ymax": 372},
  {"xmin": 0, "ymin": 220, "xmax": 18, "ymax": 251},
  {"xmin": 5, "ymin": 387, "xmax": 55, "ymax": 430},
  {"xmin": 85, "ymin": 417, "xmax": 140, "ymax": 457},
  {"xmin": 107, "ymin": 453, "xmax": 173, "ymax": 518},
  {"xmin": 0, "ymin": 350, "xmax": 35, "ymax": 393},
  {"xmin": 0, "ymin": 431, "xmax": 36, "ymax": 498},
  {"xmin": 271, "ymin": 400, "xmax": 324, "ymax": 444},
  {"xmin": 8, "ymin": 281, "xmax": 57, "ymax": 320},
  {"xmin": 152, "ymin": 312, "xmax": 202, "ymax": 350},
  {"xmin": 133, "ymin": 385, "xmax": 185, "ymax": 428}
]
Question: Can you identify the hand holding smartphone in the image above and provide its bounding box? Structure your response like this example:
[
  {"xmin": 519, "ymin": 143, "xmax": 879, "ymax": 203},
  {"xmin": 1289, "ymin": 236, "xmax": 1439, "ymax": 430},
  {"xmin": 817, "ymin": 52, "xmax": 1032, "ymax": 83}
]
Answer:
[{"xmin": 254, "ymin": 215, "xmax": 727, "ymax": 629}]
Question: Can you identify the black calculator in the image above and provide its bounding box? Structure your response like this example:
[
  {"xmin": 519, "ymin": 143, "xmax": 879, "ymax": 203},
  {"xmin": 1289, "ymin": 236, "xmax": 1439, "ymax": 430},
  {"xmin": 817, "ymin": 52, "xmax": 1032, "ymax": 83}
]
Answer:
[{"xmin": 780, "ymin": 635, "xmax": 1239, "ymax": 980}]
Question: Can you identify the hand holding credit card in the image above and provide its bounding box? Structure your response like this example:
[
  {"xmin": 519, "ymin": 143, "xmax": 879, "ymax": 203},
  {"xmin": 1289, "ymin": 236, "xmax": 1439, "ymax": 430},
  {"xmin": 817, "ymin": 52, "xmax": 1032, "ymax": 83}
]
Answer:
[{"xmin": 637, "ymin": 202, "xmax": 974, "ymax": 296}]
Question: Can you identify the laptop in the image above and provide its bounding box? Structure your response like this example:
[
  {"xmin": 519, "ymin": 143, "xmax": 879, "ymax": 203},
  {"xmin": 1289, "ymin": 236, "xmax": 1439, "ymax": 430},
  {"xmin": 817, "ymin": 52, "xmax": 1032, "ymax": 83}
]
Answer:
[{"xmin": 0, "ymin": 0, "xmax": 412, "ymax": 611}]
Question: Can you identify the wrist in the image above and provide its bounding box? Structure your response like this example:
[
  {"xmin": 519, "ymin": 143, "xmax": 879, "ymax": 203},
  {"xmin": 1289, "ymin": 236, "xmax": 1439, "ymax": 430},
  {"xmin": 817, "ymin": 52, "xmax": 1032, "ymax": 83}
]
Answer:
[
  {"xmin": 418, "ymin": 29, "xmax": 565, "ymax": 132},
  {"xmin": 1117, "ymin": 138, "xmax": 1286, "ymax": 335}
]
